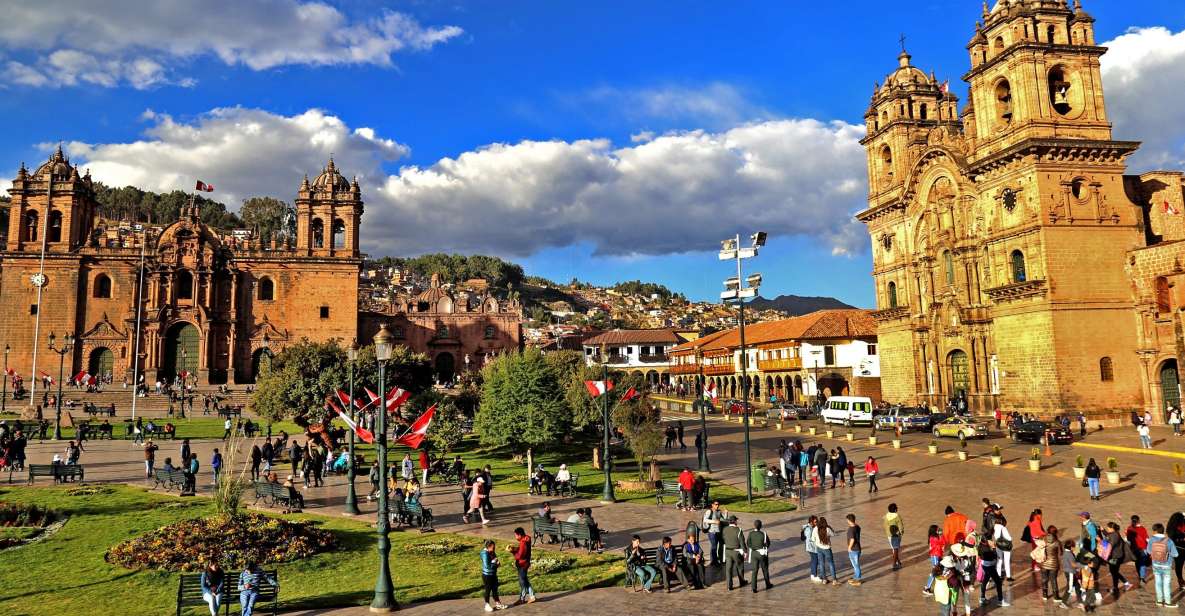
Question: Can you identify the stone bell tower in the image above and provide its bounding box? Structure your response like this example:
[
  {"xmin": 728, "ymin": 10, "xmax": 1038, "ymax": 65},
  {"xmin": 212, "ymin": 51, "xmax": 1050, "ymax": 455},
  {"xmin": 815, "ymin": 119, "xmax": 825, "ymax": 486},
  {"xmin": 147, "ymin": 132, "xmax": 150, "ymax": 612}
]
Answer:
[{"xmin": 294, "ymin": 158, "xmax": 364, "ymax": 258}]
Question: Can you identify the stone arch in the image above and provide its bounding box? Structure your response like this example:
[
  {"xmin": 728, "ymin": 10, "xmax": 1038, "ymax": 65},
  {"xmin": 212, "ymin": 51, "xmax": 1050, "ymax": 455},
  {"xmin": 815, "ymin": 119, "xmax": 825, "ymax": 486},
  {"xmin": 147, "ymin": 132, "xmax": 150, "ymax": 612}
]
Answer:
[
  {"xmin": 47, "ymin": 210, "xmax": 63, "ymax": 243},
  {"xmin": 311, "ymin": 218, "xmax": 325, "ymax": 248},
  {"xmin": 88, "ymin": 347, "xmax": 114, "ymax": 378},
  {"xmin": 93, "ymin": 273, "xmax": 113, "ymax": 299},
  {"xmin": 162, "ymin": 321, "xmax": 199, "ymax": 381},
  {"xmin": 1160, "ymin": 359, "xmax": 1180, "ymax": 422},
  {"xmin": 23, "ymin": 210, "xmax": 38, "ymax": 242},
  {"xmin": 435, "ymin": 352, "xmax": 456, "ymax": 385},
  {"xmin": 332, "ymin": 218, "xmax": 346, "ymax": 248},
  {"xmin": 258, "ymin": 276, "xmax": 275, "ymax": 301}
]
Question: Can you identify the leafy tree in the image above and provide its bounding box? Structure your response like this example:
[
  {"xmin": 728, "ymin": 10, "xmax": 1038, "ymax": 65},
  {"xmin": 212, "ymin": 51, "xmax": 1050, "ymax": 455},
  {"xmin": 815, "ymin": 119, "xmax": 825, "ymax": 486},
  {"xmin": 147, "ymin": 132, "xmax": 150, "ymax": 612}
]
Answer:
[
  {"xmin": 424, "ymin": 395, "xmax": 466, "ymax": 454},
  {"xmin": 608, "ymin": 375, "xmax": 661, "ymax": 480},
  {"xmin": 240, "ymin": 196, "xmax": 289, "ymax": 241},
  {"xmin": 474, "ymin": 348, "xmax": 569, "ymax": 456},
  {"xmin": 252, "ymin": 339, "xmax": 431, "ymax": 423},
  {"xmin": 91, "ymin": 182, "xmax": 242, "ymax": 229},
  {"xmin": 370, "ymin": 253, "xmax": 525, "ymax": 289},
  {"xmin": 612, "ymin": 280, "xmax": 673, "ymax": 299},
  {"xmin": 552, "ymin": 353, "xmax": 609, "ymax": 431}
]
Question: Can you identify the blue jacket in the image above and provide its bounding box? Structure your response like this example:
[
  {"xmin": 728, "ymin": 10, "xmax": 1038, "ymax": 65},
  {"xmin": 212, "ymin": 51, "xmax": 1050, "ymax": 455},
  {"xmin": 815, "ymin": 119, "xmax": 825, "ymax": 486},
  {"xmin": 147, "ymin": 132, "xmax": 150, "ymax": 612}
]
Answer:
[
  {"xmin": 200, "ymin": 570, "xmax": 224, "ymax": 594},
  {"xmin": 238, "ymin": 568, "xmax": 274, "ymax": 594},
  {"xmin": 480, "ymin": 549, "xmax": 498, "ymax": 575}
]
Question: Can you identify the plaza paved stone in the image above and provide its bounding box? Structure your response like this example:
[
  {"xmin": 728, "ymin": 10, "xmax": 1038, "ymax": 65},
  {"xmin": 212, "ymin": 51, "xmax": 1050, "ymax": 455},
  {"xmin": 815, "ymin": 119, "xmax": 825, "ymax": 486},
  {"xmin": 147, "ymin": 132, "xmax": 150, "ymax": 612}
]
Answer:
[{"xmin": 11, "ymin": 410, "xmax": 1185, "ymax": 615}]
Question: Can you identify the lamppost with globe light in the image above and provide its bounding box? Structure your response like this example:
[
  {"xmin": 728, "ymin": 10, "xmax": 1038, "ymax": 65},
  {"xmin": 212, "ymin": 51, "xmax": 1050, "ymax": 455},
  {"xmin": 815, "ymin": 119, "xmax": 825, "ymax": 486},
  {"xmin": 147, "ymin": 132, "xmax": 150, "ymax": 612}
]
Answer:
[
  {"xmin": 2, "ymin": 344, "xmax": 9, "ymax": 415},
  {"xmin": 719, "ymin": 231, "xmax": 766, "ymax": 505},
  {"xmin": 47, "ymin": 332, "xmax": 73, "ymax": 441},
  {"xmin": 344, "ymin": 339, "xmax": 361, "ymax": 515},
  {"xmin": 261, "ymin": 333, "xmax": 272, "ymax": 436},
  {"xmin": 370, "ymin": 324, "xmax": 397, "ymax": 612}
]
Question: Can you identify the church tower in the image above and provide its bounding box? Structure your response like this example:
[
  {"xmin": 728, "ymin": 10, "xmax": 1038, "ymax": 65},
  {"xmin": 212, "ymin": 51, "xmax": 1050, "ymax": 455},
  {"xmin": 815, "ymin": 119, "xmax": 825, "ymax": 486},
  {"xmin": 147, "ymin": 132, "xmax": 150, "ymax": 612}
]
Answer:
[
  {"xmin": 5, "ymin": 145, "xmax": 97, "ymax": 252},
  {"xmin": 294, "ymin": 158, "xmax": 363, "ymax": 258}
]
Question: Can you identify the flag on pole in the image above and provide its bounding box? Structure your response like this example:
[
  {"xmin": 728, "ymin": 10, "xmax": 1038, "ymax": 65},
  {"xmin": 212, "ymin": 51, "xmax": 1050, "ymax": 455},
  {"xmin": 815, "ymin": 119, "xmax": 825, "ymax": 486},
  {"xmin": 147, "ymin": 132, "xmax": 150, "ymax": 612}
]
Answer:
[
  {"xmin": 940, "ymin": 80, "xmax": 950, "ymax": 94},
  {"xmin": 1165, "ymin": 200, "xmax": 1181, "ymax": 216},
  {"xmin": 3, "ymin": 368, "xmax": 15, "ymax": 377},
  {"xmin": 703, "ymin": 381, "xmax": 717, "ymax": 400},
  {"xmin": 620, "ymin": 386, "xmax": 639, "ymax": 402},
  {"xmin": 72, "ymin": 370, "xmax": 96, "ymax": 386},
  {"xmin": 195, "ymin": 180, "xmax": 215, "ymax": 192},
  {"xmin": 335, "ymin": 389, "xmax": 369, "ymax": 412},
  {"xmin": 327, "ymin": 397, "xmax": 374, "ymax": 443},
  {"xmin": 394, "ymin": 404, "xmax": 436, "ymax": 449},
  {"xmin": 364, "ymin": 386, "xmax": 411, "ymax": 413},
  {"xmin": 584, "ymin": 380, "xmax": 614, "ymax": 397}
]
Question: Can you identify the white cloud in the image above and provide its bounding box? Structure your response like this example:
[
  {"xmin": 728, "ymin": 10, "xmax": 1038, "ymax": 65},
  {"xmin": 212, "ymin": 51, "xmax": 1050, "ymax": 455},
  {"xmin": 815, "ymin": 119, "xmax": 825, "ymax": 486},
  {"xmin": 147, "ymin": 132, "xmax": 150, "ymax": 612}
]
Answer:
[
  {"xmin": 568, "ymin": 82, "xmax": 770, "ymax": 128},
  {"xmin": 62, "ymin": 107, "xmax": 869, "ymax": 260},
  {"xmin": 1101, "ymin": 26, "xmax": 1185, "ymax": 169},
  {"xmin": 0, "ymin": 0, "xmax": 462, "ymax": 89}
]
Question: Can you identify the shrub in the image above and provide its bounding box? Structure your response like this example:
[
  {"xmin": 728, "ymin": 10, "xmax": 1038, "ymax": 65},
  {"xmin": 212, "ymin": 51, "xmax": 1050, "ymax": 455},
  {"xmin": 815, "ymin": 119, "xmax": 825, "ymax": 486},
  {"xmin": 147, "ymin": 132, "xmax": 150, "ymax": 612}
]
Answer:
[
  {"xmin": 1174, "ymin": 463, "xmax": 1184, "ymax": 480},
  {"xmin": 992, "ymin": 446, "xmax": 1001, "ymax": 457},
  {"xmin": 1106, "ymin": 457, "xmax": 1118, "ymax": 471},
  {"xmin": 402, "ymin": 538, "xmax": 472, "ymax": 556},
  {"xmin": 1030, "ymin": 448, "xmax": 1041, "ymax": 461},
  {"xmin": 1075, "ymin": 455, "xmax": 1085, "ymax": 468},
  {"xmin": 532, "ymin": 555, "xmax": 576, "ymax": 574},
  {"xmin": 929, "ymin": 440, "xmax": 938, "ymax": 448},
  {"xmin": 0, "ymin": 502, "xmax": 60, "ymax": 528}
]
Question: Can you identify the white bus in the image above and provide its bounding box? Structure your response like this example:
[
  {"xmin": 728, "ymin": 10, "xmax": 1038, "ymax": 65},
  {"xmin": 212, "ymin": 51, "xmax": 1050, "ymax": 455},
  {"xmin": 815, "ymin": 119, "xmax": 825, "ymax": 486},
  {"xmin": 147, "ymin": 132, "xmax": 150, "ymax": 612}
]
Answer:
[{"xmin": 820, "ymin": 396, "xmax": 874, "ymax": 427}]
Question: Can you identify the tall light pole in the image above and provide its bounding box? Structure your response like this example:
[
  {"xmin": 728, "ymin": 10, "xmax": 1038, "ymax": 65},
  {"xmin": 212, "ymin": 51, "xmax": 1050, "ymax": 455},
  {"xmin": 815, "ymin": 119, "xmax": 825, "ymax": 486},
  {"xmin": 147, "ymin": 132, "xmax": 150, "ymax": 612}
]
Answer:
[
  {"xmin": 129, "ymin": 233, "xmax": 146, "ymax": 421},
  {"xmin": 810, "ymin": 348, "xmax": 823, "ymax": 407},
  {"xmin": 696, "ymin": 355, "xmax": 710, "ymax": 472},
  {"xmin": 261, "ymin": 334, "xmax": 272, "ymax": 436},
  {"xmin": 370, "ymin": 324, "xmax": 397, "ymax": 612},
  {"xmin": 720, "ymin": 232, "xmax": 766, "ymax": 505},
  {"xmin": 600, "ymin": 362, "xmax": 616, "ymax": 503},
  {"xmin": 2, "ymin": 344, "xmax": 9, "ymax": 415},
  {"xmin": 344, "ymin": 339, "xmax": 361, "ymax": 515},
  {"xmin": 47, "ymin": 332, "xmax": 73, "ymax": 441}
]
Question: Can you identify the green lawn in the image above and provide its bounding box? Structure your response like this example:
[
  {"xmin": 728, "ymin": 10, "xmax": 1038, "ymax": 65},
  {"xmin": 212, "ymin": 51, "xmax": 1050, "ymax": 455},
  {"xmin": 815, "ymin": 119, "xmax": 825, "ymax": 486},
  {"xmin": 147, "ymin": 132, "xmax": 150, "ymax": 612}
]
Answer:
[{"xmin": 0, "ymin": 485, "xmax": 623, "ymax": 615}]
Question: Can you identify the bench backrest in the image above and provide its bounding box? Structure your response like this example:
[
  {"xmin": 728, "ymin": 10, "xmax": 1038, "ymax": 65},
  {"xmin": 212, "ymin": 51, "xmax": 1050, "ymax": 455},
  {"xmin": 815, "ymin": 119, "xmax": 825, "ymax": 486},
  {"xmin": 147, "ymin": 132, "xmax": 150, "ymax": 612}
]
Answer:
[
  {"xmin": 559, "ymin": 521, "xmax": 591, "ymax": 537},
  {"xmin": 661, "ymin": 480, "xmax": 681, "ymax": 491},
  {"xmin": 29, "ymin": 464, "xmax": 82, "ymax": 474},
  {"xmin": 178, "ymin": 570, "xmax": 279, "ymax": 604}
]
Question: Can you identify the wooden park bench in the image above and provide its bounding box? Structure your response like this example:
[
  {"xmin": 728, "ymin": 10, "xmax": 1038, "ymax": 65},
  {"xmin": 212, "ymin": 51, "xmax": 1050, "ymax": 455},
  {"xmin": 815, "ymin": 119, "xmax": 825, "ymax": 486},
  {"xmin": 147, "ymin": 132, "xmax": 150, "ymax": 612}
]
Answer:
[
  {"xmin": 558, "ymin": 521, "xmax": 595, "ymax": 553},
  {"xmin": 27, "ymin": 463, "xmax": 84, "ymax": 484},
  {"xmin": 531, "ymin": 516, "xmax": 562, "ymax": 545},
  {"xmin": 252, "ymin": 482, "xmax": 296, "ymax": 510},
  {"xmin": 623, "ymin": 546, "xmax": 689, "ymax": 591},
  {"xmin": 176, "ymin": 569, "xmax": 278, "ymax": 616},
  {"xmin": 554, "ymin": 473, "xmax": 580, "ymax": 497},
  {"xmin": 655, "ymin": 480, "xmax": 682, "ymax": 508},
  {"xmin": 393, "ymin": 500, "xmax": 434, "ymax": 532},
  {"xmin": 153, "ymin": 468, "xmax": 189, "ymax": 493}
]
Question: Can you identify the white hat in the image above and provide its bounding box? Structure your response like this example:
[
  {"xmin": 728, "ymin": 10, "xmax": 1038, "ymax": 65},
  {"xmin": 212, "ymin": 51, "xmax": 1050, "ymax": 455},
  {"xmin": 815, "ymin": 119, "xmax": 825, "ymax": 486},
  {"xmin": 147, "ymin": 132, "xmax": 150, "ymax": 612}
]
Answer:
[
  {"xmin": 559, "ymin": 464, "xmax": 567, "ymax": 470},
  {"xmin": 475, "ymin": 476, "xmax": 485, "ymax": 483},
  {"xmin": 940, "ymin": 556, "xmax": 955, "ymax": 568}
]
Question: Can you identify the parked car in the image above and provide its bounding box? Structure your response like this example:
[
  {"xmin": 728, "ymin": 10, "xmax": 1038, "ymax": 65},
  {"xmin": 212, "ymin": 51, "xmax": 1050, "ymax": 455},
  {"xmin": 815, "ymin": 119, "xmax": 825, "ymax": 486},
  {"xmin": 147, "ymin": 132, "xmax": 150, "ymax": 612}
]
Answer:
[
  {"xmin": 925, "ymin": 412, "xmax": 951, "ymax": 429},
  {"xmin": 820, "ymin": 396, "xmax": 875, "ymax": 427},
  {"xmin": 875, "ymin": 407, "xmax": 931, "ymax": 431},
  {"xmin": 931, "ymin": 416, "xmax": 991, "ymax": 439},
  {"xmin": 767, "ymin": 404, "xmax": 812, "ymax": 421},
  {"xmin": 1010, "ymin": 420, "xmax": 1074, "ymax": 444}
]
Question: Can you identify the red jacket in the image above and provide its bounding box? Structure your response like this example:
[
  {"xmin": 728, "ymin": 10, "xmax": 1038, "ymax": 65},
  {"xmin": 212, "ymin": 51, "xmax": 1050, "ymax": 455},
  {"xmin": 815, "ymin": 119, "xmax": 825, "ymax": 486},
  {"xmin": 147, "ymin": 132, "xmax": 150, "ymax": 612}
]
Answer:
[
  {"xmin": 678, "ymin": 469, "xmax": 695, "ymax": 491},
  {"xmin": 1127, "ymin": 524, "xmax": 1149, "ymax": 551},
  {"xmin": 419, "ymin": 451, "xmax": 429, "ymax": 470},
  {"xmin": 513, "ymin": 535, "xmax": 532, "ymax": 569}
]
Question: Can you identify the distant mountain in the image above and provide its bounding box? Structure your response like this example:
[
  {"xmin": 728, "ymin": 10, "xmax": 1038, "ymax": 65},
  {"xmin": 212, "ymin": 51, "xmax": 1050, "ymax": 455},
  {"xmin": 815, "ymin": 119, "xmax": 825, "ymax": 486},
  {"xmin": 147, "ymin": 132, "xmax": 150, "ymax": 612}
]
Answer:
[{"xmin": 748, "ymin": 294, "xmax": 856, "ymax": 315}]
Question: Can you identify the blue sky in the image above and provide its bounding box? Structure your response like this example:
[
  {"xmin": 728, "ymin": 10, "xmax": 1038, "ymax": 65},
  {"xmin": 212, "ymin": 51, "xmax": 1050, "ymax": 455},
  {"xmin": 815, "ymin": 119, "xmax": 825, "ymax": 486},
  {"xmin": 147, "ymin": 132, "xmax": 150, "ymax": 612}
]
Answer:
[{"xmin": 3, "ymin": 1, "xmax": 1184, "ymax": 307}]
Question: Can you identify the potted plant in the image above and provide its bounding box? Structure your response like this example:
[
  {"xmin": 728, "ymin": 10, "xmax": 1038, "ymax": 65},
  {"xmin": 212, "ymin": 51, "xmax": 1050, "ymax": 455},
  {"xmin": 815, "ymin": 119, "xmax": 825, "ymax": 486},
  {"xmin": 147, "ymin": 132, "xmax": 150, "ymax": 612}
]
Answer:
[
  {"xmin": 990, "ymin": 445, "xmax": 1002, "ymax": 466},
  {"xmin": 927, "ymin": 440, "xmax": 939, "ymax": 455},
  {"xmin": 1027, "ymin": 447, "xmax": 1041, "ymax": 471},
  {"xmin": 1072, "ymin": 455, "xmax": 1086, "ymax": 479},
  {"xmin": 825, "ymin": 428, "xmax": 835, "ymax": 439},
  {"xmin": 845, "ymin": 430, "xmax": 855, "ymax": 441},
  {"xmin": 868, "ymin": 432, "xmax": 879, "ymax": 446},
  {"xmin": 957, "ymin": 438, "xmax": 969, "ymax": 461},
  {"xmin": 808, "ymin": 425, "xmax": 817, "ymax": 435},
  {"xmin": 892, "ymin": 425, "xmax": 902, "ymax": 449},
  {"xmin": 1173, "ymin": 463, "xmax": 1185, "ymax": 496},
  {"xmin": 892, "ymin": 436, "xmax": 902, "ymax": 449},
  {"xmin": 1105, "ymin": 457, "xmax": 1120, "ymax": 485}
]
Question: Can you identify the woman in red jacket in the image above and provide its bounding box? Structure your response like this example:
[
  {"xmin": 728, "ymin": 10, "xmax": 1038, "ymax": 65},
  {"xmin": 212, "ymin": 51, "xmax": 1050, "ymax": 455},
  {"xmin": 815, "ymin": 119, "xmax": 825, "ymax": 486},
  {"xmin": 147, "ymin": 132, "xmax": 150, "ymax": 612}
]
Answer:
[{"xmin": 864, "ymin": 457, "xmax": 880, "ymax": 493}]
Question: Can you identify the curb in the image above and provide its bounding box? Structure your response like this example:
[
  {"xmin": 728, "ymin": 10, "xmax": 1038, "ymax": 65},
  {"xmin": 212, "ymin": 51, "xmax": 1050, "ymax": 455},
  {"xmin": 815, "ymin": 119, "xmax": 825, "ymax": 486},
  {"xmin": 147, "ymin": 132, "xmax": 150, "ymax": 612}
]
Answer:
[{"xmin": 1071, "ymin": 442, "xmax": 1185, "ymax": 460}]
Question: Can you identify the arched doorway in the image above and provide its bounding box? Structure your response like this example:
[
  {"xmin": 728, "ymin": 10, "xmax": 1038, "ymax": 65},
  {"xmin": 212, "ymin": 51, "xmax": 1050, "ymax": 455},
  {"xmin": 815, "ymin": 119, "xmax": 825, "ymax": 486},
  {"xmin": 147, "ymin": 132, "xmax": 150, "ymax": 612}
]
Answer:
[
  {"xmin": 250, "ymin": 348, "xmax": 273, "ymax": 383},
  {"xmin": 818, "ymin": 373, "xmax": 849, "ymax": 400},
  {"xmin": 948, "ymin": 350, "xmax": 970, "ymax": 399},
  {"xmin": 162, "ymin": 322, "xmax": 199, "ymax": 382},
  {"xmin": 88, "ymin": 347, "xmax": 114, "ymax": 378},
  {"xmin": 1161, "ymin": 360, "xmax": 1181, "ymax": 421},
  {"xmin": 435, "ymin": 352, "xmax": 456, "ymax": 385}
]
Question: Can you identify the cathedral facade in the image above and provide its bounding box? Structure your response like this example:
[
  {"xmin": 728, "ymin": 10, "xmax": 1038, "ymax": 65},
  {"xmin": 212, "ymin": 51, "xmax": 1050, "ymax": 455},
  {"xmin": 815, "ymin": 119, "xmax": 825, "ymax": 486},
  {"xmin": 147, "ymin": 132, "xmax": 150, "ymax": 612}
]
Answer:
[{"xmin": 857, "ymin": 0, "xmax": 1185, "ymax": 423}]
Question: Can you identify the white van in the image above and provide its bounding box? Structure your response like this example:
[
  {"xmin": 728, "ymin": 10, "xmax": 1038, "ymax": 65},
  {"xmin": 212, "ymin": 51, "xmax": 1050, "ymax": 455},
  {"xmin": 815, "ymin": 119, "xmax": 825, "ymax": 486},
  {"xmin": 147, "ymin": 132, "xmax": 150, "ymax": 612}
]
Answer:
[{"xmin": 820, "ymin": 396, "xmax": 874, "ymax": 426}]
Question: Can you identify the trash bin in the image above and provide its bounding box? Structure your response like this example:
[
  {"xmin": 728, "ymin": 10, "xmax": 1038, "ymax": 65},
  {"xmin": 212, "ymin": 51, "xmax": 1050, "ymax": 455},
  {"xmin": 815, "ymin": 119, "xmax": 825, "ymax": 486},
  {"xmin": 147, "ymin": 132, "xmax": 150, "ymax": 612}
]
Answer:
[{"xmin": 751, "ymin": 462, "xmax": 767, "ymax": 492}]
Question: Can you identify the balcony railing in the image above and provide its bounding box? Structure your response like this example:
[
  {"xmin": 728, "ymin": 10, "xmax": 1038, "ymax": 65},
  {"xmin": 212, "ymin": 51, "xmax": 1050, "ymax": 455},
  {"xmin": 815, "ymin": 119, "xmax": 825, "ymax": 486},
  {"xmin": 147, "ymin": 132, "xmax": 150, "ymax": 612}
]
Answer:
[
  {"xmin": 638, "ymin": 353, "xmax": 668, "ymax": 363},
  {"xmin": 703, "ymin": 364, "xmax": 734, "ymax": 376},
  {"xmin": 669, "ymin": 364, "xmax": 699, "ymax": 375},
  {"xmin": 756, "ymin": 357, "xmax": 802, "ymax": 372},
  {"xmin": 602, "ymin": 355, "xmax": 629, "ymax": 365}
]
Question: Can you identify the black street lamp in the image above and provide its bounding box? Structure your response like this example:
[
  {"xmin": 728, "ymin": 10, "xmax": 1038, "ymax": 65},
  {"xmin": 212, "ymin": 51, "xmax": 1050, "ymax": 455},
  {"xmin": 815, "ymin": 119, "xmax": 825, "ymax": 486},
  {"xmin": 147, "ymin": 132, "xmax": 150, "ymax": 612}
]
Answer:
[
  {"xmin": 370, "ymin": 324, "xmax": 397, "ymax": 612},
  {"xmin": 344, "ymin": 339, "xmax": 361, "ymax": 515},
  {"xmin": 696, "ymin": 359, "xmax": 710, "ymax": 472},
  {"xmin": 720, "ymin": 231, "xmax": 766, "ymax": 505},
  {"xmin": 600, "ymin": 363, "xmax": 616, "ymax": 504},
  {"xmin": 47, "ymin": 332, "xmax": 73, "ymax": 441},
  {"xmin": 2, "ymin": 344, "xmax": 9, "ymax": 415}
]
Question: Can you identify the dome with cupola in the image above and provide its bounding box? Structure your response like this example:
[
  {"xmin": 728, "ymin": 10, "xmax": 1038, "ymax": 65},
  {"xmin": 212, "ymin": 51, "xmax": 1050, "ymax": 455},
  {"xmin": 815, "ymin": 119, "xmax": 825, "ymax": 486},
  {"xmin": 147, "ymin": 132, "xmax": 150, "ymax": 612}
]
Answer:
[
  {"xmin": 33, "ymin": 145, "xmax": 77, "ymax": 180},
  {"xmin": 310, "ymin": 158, "xmax": 351, "ymax": 192}
]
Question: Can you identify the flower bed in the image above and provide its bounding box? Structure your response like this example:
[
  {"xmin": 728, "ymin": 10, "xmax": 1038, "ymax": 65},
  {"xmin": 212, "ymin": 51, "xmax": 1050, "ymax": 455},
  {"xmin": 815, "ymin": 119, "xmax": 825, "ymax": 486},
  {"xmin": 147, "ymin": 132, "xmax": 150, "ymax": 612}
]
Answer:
[
  {"xmin": 0, "ymin": 502, "xmax": 61, "ymax": 528},
  {"xmin": 402, "ymin": 537, "xmax": 472, "ymax": 556},
  {"xmin": 532, "ymin": 556, "xmax": 576, "ymax": 574},
  {"xmin": 105, "ymin": 512, "xmax": 336, "ymax": 571}
]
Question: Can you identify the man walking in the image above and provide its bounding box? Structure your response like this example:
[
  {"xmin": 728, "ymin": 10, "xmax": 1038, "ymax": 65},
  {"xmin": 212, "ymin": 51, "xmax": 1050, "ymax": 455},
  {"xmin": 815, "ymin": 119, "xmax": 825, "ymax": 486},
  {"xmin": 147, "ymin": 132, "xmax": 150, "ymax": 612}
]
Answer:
[
  {"xmin": 289, "ymin": 440, "xmax": 302, "ymax": 476},
  {"xmin": 694, "ymin": 431, "xmax": 704, "ymax": 463},
  {"xmin": 846, "ymin": 513, "xmax": 863, "ymax": 586},
  {"xmin": 222, "ymin": 417, "xmax": 232, "ymax": 440},
  {"xmin": 143, "ymin": 439, "xmax": 158, "ymax": 478},
  {"xmin": 211, "ymin": 448, "xmax": 223, "ymax": 487},
  {"xmin": 510, "ymin": 527, "xmax": 536, "ymax": 604},
  {"xmin": 1150, "ymin": 523, "xmax": 1180, "ymax": 607},
  {"xmin": 677, "ymin": 421, "xmax": 686, "ymax": 451},
  {"xmin": 748, "ymin": 519, "xmax": 773, "ymax": 592},
  {"xmin": 722, "ymin": 514, "xmax": 748, "ymax": 590}
]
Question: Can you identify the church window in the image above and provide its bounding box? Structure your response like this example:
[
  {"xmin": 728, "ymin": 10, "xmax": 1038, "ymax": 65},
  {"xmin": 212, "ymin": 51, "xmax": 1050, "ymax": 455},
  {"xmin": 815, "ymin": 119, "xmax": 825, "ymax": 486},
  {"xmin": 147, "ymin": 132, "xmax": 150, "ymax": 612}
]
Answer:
[
  {"xmin": 23, "ymin": 211, "xmax": 38, "ymax": 242},
  {"xmin": 919, "ymin": 103, "xmax": 928, "ymax": 120},
  {"xmin": 47, "ymin": 211, "xmax": 62, "ymax": 243},
  {"xmin": 1071, "ymin": 178, "xmax": 1085, "ymax": 200},
  {"xmin": 437, "ymin": 324, "xmax": 450, "ymax": 338},
  {"xmin": 320, "ymin": 306, "xmax": 330, "ymax": 319},
  {"xmin": 1156, "ymin": 276, "xmax": 1172, "ymax": 315},
  {"xmin": 176, "ymin": 270, "xmax": 194, "ymax": 301},
  {"xmin": 1099, "ymin": 357, "xmax": 1114, "ymax": 382},
  {"xmin": 93, "ymin": 274, "xmax": 112, "ymax": 299},
  {"xmin": 332, "ymin": 218, "xmax": 346, "ymax": 249},
  {"xmin": 484, "ymin": 325, "xmax": 496, "ymax": 339},
  {"xmin": 1010, "ymin": 250, "xmax": 1027, "ymax": 283},
  {"xmin": 943, "ymin": 251, "xmax": 954, "ymax": 286},
  {"xmin": 887, "ymin": 281, "xmax": 898, "ymax": 309},
  {"xmin": 1049, "ymin": 67, "xmax": 1072, "ymax": 115},
  {"xmin": 1047, "ymin": 25, "xmax": 1056, "ymax": 44},
  {"xmin": 312, "ymin": 218, "xmax": 325, "ymax": 248},
  {"xmin": 994, "ymin": 79, "xmax": 1013, "ymax": 124},
  {"xmin": 258, "ymin": 277, "xmax": 274, "ymax": 301},
  {"xmin": 993, "ymin": 36, "xmax": 1005, "ymax": 54},
  {"xmin": 881, "ymin": 146, "xmax": 893, "ymax": 177}
]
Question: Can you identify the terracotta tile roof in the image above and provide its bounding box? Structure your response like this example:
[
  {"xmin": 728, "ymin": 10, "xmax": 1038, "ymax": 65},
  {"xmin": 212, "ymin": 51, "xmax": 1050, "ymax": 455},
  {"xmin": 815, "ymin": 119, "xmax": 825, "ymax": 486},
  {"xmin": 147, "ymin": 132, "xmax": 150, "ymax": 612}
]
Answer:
[
  {"xmin": 696, "ymin": 309, "xmax": 875, "ymax": 352},
  {"xmin": 669, "ymin": 329, "xmax": 729, "ymax": 354},
  {"xmin": 583, "ymin": 328, "xmax": 683, "ymax": 346}
]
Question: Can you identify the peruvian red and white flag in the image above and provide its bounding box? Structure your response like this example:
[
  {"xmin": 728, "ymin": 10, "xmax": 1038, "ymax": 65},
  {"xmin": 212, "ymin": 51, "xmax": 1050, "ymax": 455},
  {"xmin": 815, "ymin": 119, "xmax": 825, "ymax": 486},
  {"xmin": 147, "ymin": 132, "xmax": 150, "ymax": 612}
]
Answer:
[
  {"xmin": 1165, "ymin": 200, "xmax": 1181, "ymax": 216},
  {"xmin": 620, "ymin": 386, "xmax": 640, "ymax": 402},
  {"xmin": 584, "ymin": 380, "xmax": 614, "ymax": 397},
  {"xmin": 365, "ymin": 386, "xmax": 411, "ymax": 413},
  {"xmin": 335, "ymin": 389, "xmax": 369, "ymax": 412},
  {"xmin": 4, "ymin": 368, "xmax": 15, "ymax": 377},
  {"xmin": 327, "ymin": 397, "xmax": 374, "ymax": 444},
  {"xmin": 394, "ymin": 404, "xmax": 436, "ymax": 449},
  {"xmin": 195, "ymin": 180, "xmax": 214, "ymax": 192},
  {"xmin": 72, "ymin": 370, "xmax": 96, "ymax": 386},
  {"xmin": 703, "ymin": 381, "xmax": 718, "ymax": 400}
]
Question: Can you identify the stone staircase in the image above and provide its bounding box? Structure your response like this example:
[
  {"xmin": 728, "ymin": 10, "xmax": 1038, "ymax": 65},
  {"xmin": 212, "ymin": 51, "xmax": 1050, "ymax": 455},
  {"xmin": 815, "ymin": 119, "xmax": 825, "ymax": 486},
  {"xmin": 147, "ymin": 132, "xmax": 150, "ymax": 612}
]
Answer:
[{"xmin": 17, "ymin": 385, "xmax": 256, "ymax": 420}]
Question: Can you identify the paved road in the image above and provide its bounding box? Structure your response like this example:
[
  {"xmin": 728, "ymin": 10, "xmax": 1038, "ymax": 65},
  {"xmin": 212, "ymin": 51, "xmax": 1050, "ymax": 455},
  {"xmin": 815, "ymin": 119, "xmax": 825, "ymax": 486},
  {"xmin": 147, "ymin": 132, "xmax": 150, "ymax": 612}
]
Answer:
[{"xmin": 12, "ymin": 411, "xmax": 1185, "ymax": 615}]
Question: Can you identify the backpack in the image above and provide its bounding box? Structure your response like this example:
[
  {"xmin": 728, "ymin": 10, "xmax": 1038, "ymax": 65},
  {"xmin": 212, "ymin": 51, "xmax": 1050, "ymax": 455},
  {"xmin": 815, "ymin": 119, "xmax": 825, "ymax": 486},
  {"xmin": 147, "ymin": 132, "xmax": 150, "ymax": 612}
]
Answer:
[
  {"xmin": 1098, "ymin": 539, "xmax": 1112, "ymax": 562},
  {"xmin": 1151, "ymin": 538, "xmax": 1171, "ymax": 565}
]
